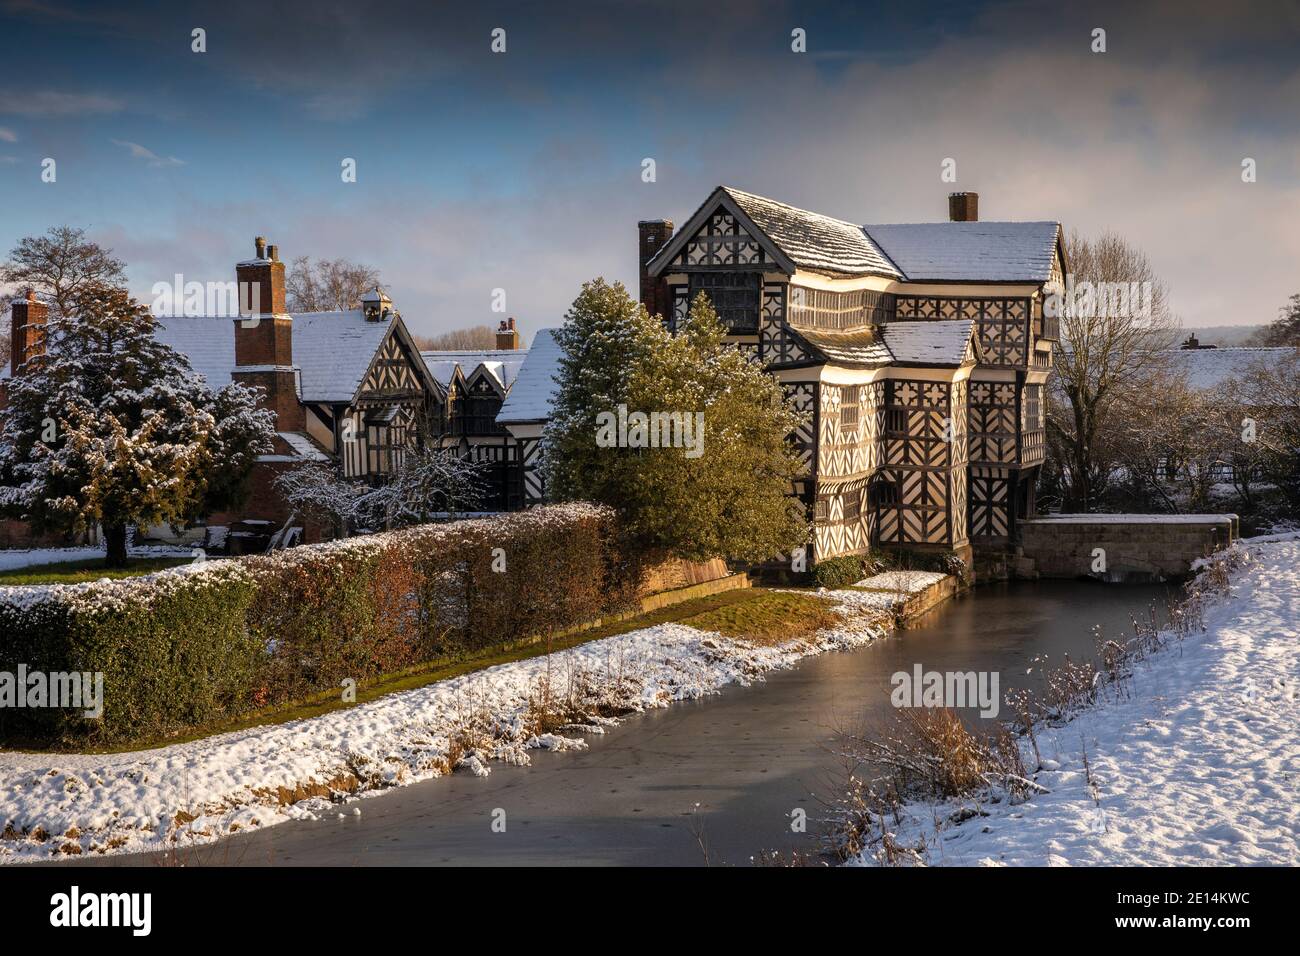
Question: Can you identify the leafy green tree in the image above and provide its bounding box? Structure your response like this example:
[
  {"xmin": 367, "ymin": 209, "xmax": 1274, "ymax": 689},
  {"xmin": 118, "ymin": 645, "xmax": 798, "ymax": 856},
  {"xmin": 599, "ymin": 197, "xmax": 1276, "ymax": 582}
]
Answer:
[
  {"xmin": 545, "ymin": 279, "xmax": 807, "ymax": 563},
  {"xmin": 0, "ymin": 284, "xmax": 275, "ymax": 566}
]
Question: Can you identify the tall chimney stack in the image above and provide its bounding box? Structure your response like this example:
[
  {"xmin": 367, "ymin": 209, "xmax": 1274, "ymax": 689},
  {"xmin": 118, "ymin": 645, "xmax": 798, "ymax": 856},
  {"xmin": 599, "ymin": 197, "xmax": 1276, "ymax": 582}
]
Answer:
[
  {"xmin": 8, "ymin": 287, "xmax": 49, "ymax": 377},
  {"xmin": 495, "ymin": 316, "xmax": 520, "ymax": 350},
  {"xmin": 233, "ymin": 236, "xmax": 301, "ymax": 431},
  {"xmin": 638, "ymin": 219, "xmax": 674, "ymax": 321},
  {"xmin": 948, "ymin": 192, "xmax": 979, "ymax": 222}
]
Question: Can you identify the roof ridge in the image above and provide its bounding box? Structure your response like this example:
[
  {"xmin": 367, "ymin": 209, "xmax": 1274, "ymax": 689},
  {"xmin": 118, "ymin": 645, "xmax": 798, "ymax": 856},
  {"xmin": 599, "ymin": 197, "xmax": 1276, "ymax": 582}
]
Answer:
[{"xmin": 721, "ymin": 185, "xmax": 868, "ymax": 231}]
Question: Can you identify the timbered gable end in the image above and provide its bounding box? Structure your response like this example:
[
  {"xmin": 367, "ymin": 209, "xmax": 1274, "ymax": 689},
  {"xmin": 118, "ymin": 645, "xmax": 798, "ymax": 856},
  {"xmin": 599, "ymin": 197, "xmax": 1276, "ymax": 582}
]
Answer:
[{"xmin": 340, "ymin": 320, "xmax": 440, "ymax": 479}]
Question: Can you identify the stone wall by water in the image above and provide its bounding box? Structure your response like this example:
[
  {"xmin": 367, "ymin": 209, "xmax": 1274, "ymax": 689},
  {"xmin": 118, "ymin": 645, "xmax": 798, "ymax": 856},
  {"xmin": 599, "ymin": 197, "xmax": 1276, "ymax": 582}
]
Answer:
[{"xmin": 1019, "ymin": 514, "xmax": 1237, "ymax": 581}]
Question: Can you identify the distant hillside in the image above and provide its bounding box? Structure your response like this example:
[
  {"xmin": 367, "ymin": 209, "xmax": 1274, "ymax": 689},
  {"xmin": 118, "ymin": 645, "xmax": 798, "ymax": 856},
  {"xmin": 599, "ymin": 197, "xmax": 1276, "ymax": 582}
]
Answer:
[{"xmin": 1182, "ymin": 325, "xmax": 1266, "ymax": 347}]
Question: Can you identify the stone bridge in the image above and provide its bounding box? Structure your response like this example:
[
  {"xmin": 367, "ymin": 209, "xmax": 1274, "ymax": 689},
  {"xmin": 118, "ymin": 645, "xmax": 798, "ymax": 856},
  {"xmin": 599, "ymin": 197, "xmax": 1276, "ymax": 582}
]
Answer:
[{"xmin": 1018, "ymin": 513, "xmax": 1238, "ymax": 582}]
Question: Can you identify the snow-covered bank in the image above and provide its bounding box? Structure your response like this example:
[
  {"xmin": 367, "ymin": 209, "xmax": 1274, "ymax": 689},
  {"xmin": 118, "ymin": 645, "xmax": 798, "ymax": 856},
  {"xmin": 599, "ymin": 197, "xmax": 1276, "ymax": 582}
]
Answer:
[
  {"xmin": 0, "ymin": 590, "xmax": 895, "ymax": 863},
  {"xmin": 848, "ymin": 533, "xmax": 1300, "ymax": 867}
]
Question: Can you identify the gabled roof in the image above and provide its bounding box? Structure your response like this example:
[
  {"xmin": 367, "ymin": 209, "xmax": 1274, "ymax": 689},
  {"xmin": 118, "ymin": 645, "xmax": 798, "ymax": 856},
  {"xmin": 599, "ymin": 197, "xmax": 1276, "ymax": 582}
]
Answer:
[
  {"xmin": 723, "ymin": 187, "xmax": 902, "ymax": 278},
  {"xmin": 496, "ymin": 328, "xmax": 562, "ymax": 424},
  {"xmin": 152, "ymin": 309, "xmax": 417, "ymax": 405},
  {"xmin": 419, "ymin": 348, "xmax": 528, "ymax": 391},
  {"xmin": 648, "ymin": 185, "xmax": 1063, "ymax": 284},
  {"xmin": 880, "ymin": 319, "xmax": 976, "ymax": 366},
  {"xmin": 863, "ymin": 221, "xmax": 1061, "ymax": 283},
  {"xmin": 291, "ymin": 310, "xmax": 397, "ymax": 403},
  {"xmin": 648, "ymin": 185, "xmax": 900, "ymax": 279}
]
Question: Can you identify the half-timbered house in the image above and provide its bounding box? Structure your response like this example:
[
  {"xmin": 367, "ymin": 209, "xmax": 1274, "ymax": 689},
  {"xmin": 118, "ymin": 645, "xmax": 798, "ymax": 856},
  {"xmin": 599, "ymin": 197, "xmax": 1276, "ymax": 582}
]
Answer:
[
  {"xmin": 0, "ymin": 237, "xmax": 447, "ymax": 548},
  {"xmin": 420, "ymin": 318, "xmax": 530, "ymax": 509},
  {"xmin": 638, "ymin": 187, "xmax": 1063, "ymax": 563},
  {"xmin": 497, "ymin": 188, "xmax": 1064, "ymax": 565}
]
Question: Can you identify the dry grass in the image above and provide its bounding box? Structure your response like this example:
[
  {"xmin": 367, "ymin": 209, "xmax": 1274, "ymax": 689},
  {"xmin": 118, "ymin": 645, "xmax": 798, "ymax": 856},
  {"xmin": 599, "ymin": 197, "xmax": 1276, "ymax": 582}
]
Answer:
[{"xmin": 680, "ymin": 591, "xmax": 840, "ymax": 645}]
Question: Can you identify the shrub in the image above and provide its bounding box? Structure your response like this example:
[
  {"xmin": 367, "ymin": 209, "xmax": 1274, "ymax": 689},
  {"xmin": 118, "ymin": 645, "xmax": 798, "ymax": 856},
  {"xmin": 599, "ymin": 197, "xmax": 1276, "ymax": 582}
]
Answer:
[
  {"xmin": 812, "ymin": 550, "xmax": 895, "ymax": 589},
  {"xmin": 0, "ymin": 503, "xmax": 635, "ymax": 748},
  {"xmin": 812, "ymin": 555, "xmax": 865, "ymax": 589}
]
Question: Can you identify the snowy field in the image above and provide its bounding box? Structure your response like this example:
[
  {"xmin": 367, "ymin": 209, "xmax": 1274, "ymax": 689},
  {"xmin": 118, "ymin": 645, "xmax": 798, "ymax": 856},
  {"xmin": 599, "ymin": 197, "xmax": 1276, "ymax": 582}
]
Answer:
[
  {"xmin": 850, "ymin": 533, "xmax": 1300, "ymax": 867},
  {"xmin": 0, "ymin": 588, "xmax": 897, "ymax": 863}
]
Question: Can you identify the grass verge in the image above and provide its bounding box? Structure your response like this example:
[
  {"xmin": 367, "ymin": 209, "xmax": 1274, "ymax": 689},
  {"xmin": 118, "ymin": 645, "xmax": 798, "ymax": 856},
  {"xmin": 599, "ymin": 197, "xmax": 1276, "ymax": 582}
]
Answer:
[
  {"xmin": 679, "ymin": 590, "xmax": 840, "ymax": 645},
  {"xmin": 0, "ymin": 556, "xmax": 193, "ymax": 586}
]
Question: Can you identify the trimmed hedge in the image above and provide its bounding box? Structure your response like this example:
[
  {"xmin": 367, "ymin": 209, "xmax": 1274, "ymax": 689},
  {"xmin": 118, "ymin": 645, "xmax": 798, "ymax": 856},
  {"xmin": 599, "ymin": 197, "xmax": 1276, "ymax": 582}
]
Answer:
[{"xmin": 0, "ymin": 503, "xmax": 636, "ymax": 747}]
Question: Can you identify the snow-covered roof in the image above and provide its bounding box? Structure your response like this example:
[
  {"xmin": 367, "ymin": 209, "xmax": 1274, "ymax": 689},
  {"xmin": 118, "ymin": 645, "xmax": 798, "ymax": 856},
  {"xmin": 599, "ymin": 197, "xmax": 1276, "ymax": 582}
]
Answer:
[
  {"xmin": 880, "ymin": 319, "xmax": 976, "ymax": 365},
  {"xmin": 153, "ymin": 310, "xmax": 399, "ymax": 404},
  {"xmin": 649, "ymin": 186, "xmax": 1062, "ymax": 284},
  {"xmin": 723, "ymin": 187, "xmax": 902, "ymax": 278},
  {"xmin": 292, "ymin": 310, "xmax": 395, "ymax": 403},
  {"xmin": 863, "ymin": 221, "xmax": 1060, "ymax": 283},
  {"xmin": 419, "ymin": 349, "xmax": 528, "ymax": 391},
  {"xmin": 496, "ymin": 328, "xmax": 562, "ymax": 424},
  {"xmin": 152, "ymin": 317, "xmax": 236, "ymax": 389},
  {"xmin": 1166, "ymin": 347, "xmax": 1296, "ymax": 391},
  {"xmin": 277, "ymin": 430, "xmax": 329, "ymax": 462},
  {"xmin": 789, "ymin": 326, "xmax": 892, "ymax": 366}
]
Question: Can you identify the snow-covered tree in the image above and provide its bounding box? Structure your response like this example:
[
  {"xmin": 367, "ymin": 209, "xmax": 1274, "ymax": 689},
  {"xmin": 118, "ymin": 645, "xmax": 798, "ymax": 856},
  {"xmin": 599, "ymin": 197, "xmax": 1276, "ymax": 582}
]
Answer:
[
  {"xmin": 544, "ymin": 280, "xmax": 808, "ymax": 562},
  {"xmin": 0, "ymin": 284, "xmax": 275, "ymax": 566},
  {"xmin": 276, "ymin": 447, "xmax": 485, "ymax": 537},
  {"xmin": 273, "ymin": 462, "xmax": 366, "ymax": 538},
  {"xmin": 361, "ymin": 446, "xmax": 485, "ymax": 526}
]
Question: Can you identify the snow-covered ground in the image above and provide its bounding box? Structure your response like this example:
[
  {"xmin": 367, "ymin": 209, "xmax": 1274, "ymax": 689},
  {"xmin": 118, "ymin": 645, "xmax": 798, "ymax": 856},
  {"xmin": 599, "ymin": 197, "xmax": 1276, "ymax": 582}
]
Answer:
[
  {"xmin": 850, "ymin": 533, "xmax": 1300, "ymax": 867},
  {"xmin": 852, "ymin": 570, "xmax": 948, "ymax": 593},
  {"xmin": 0, "ymin": 588, "xmax": 900, "ymax": 863},
  {"xmin": 0, "ymin": 544, "xmax": 194, "ymax": 573}
]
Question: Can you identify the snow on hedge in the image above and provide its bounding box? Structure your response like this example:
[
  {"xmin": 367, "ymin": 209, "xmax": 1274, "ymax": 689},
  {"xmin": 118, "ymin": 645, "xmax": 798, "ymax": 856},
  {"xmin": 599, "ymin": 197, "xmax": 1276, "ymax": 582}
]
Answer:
[
  {"xmin": 0, "ymin": 587, "xmax": 894, "ymax": 863},
  {"xmin": 848, "ymin": 533, "xmax": 1300, "ymax": 867}
]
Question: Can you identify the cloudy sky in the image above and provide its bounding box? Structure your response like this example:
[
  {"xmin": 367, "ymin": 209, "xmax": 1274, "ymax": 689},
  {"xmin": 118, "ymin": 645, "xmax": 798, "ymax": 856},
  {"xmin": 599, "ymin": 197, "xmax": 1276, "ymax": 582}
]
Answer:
[{"xmin": 1, "ymin": 0, "xmax": 1297, "ymax": 341}]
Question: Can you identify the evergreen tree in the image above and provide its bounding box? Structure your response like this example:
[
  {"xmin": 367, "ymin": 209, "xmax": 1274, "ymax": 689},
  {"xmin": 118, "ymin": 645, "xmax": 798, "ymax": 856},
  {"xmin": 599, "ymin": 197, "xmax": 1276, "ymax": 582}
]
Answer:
[
  {"xmin": 544, "ymin": 280, "xmax": 808, "ymax": 563},
  {"xmin": 0, "ymin": 285, "xmax": 275, "ymax": 566}
]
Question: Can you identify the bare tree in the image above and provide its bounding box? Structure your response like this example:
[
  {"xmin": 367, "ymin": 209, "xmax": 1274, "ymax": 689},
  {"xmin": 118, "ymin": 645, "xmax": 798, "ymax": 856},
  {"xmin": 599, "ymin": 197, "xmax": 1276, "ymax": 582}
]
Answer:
[
  {"xmin": 414, "ymin": 325, "xmax": 499, "ymax": 350},
  {"xmin": 285, "ymin": 256, "xmax": 381, "ymax": 312},
  {"xmin": 1229, "ymin": 349, "xmax": 1300, "ymax": 515},
  {"xmin": 1, "ymin": 226, "xmax": 127, "ymax": 318},
  {"xmin": 1250, "ymin": 293, "xmax": 1300, "ymax": 346},
  {"xmin": 1047, "ymin": 230, "xmax": 1180, "ymax": 511}
]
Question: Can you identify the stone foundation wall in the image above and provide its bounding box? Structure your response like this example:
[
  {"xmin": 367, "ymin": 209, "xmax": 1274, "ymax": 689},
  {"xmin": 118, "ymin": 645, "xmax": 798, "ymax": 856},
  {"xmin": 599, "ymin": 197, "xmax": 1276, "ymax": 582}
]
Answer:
[{"xmin": 1020, "ymin": 514, "xmax": 1237, "ymax": 581}]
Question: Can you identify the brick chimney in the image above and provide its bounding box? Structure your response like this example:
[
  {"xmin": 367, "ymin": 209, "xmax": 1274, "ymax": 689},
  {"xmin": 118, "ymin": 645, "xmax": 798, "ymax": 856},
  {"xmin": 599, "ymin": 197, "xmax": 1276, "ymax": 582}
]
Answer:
[
  {"xmin": 948, "ymin": 192, "xmax": 979, "ymax": 222},
  {"xmin": 495, "ymin": 317, "xmax": 520, "ymax": 350},
  {"xmin": 232, "ymin": 237, "xmax": 302, "ymax": 431},
  {"xmin": 8, "ymin": 288, "xmax": 48, "ymax": 377},
  {"xmin": 638, "ymin": 219, "xmax": 674, "ymax": 320}
]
